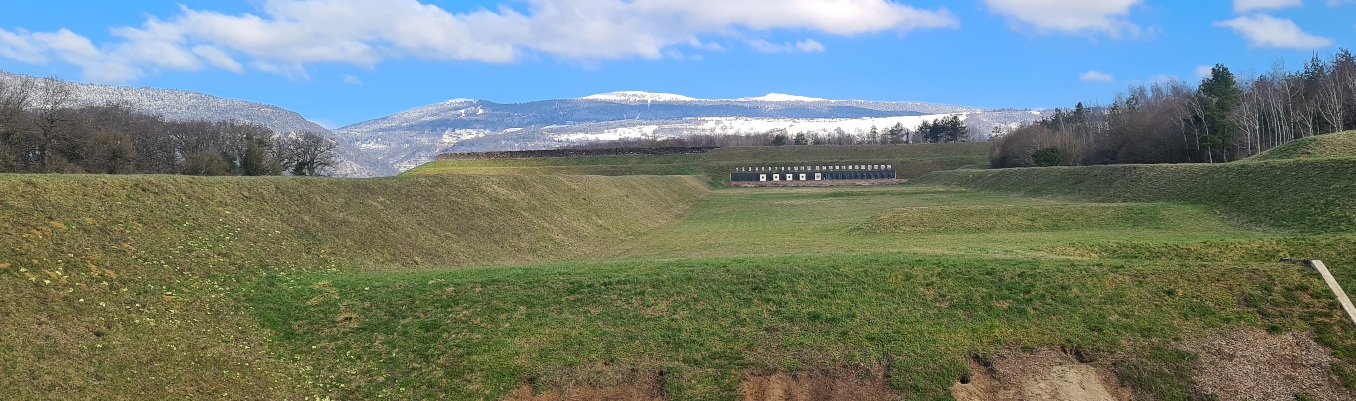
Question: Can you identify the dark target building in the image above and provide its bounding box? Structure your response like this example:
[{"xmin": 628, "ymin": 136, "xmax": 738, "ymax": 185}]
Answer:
[{"xmin": 730, "ymin": 164, "xmax": 896, "ymax": 182}]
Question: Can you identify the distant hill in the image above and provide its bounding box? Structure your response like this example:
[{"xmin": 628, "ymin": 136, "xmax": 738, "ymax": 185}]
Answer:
[
  {"xmin": 337, "ymin": 92, "xmax": 1046, "ymax": 172},
  {"xmin": 0, "ymin": 71, "xmax": 395, "ymax": 177}
]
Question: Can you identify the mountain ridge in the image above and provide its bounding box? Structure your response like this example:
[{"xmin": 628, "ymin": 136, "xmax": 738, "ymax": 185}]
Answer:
[
  {"xmin": 0, "ymin": 71, "xmax": 1044, "ymax": 175},
  {"xmin": 336, "ymin": 93, "xmax": 1043, "ymax": 172}
]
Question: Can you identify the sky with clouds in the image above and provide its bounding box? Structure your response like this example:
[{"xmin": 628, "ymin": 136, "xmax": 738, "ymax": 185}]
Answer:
[{"xmin": 0, "ymin": 0, "xmax": 1352, "ymax": 127}]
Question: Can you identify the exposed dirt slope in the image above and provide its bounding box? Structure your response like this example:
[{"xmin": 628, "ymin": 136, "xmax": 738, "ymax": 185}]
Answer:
[{"xmin": 951, "ymin": 349, "xmax": 1130, "ymax": 401}]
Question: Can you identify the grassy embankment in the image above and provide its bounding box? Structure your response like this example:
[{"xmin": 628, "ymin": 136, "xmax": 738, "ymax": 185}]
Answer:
[
  {"xmin": 261, "ymin": 154, "xmax": 1353, "ymax": 399},
  {"xmin": 1249, "ymin": 130, "xmax": 1356, "ymax": 161},
  {"xmin": 914, "ymin": 157, "xmax": 1356, "ymax": 233},
  {"xmin": 404, "ymin": 142, "xmax": 992, "ymax": 185},
  {"xmin": 0, "ymin": 174, "xmax": 707, "ymax": 400},
  {"xmin": 6, "ymin": 142, "xmax": 1356, "ymax": 400}
]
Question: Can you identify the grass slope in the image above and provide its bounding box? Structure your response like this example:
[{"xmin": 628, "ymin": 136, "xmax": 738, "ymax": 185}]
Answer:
[
  {"xmin": 406, "ymin": 143, "xmax": 991, "ymax": 185},
  {"xmin": 247, "ymin": 184, "xmax": 1356, "ymax": 400},
  {"xmin": 0, "ymin": 174, "xmax": 707, "ymax": 400},
  {"xmin": 405, "ymin": 154, "xmax": 709, "ymax": 178},
  {"xmin": 1250, "ymin": 130, "xmax": 1356, "ymax": 160},
  {"xmin": 914, "ymin": 157, "xmax": 1356, "ymax": 233},
  {"xmin": 8, "ymin": 151, "xmax": 1356, "ymax": 400},
  {"xmin": 254, "ymin": 253, "xmax": 1325, "ymax": 400}
]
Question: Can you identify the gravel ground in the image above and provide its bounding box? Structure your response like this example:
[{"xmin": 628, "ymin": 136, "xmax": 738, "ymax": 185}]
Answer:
[{"xmin": 1181, "ymin": 328, "xmax": 1353, "ymax": 401}]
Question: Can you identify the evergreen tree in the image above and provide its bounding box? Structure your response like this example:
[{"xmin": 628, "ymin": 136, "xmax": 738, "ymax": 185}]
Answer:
[
  {"xmin": 887, "ymin": 122, "xmax": 906, "ymax": 144},
  {"xmin": 1195, "ymin": 64, "xmax": 1242, "ymax": 162},
  {"xmin": 943, "ymin": 115, "xmax": 969, "ymax": 142},
  {"xmin": 919, "ymin": 120, "xmax": 936, "ymax": 143}
]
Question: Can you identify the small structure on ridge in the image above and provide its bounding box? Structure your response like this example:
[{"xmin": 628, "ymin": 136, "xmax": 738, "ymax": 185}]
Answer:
[{"xmin": 730, "ymin": 164, "xmax": 896, "ymax": 183}]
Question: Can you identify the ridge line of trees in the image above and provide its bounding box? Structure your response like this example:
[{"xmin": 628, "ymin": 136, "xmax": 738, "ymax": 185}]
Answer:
[
  {"xmin": 567, "ymin": 116, "xmax": 970, "ymax": 149},
  {"xmin": 993, "ymin": 48, "xmax": 1356, "ymax": 167},
  {"xmin": 0, "ymin": 76, "xmax": 336, "ymax": 176}
]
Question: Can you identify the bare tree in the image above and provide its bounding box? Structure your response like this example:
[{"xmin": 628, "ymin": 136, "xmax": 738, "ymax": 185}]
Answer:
[
  {"xmin": 277, "ymin": 131, "xmax": 337, "ymax": 176},
  {"xmin": 0, "ymin": 76, "xmax": 34, "ymax": 171},
  {"xmin": 1316, "ymin": 72, "xmax": 1346, "ymax": 134},
  {"xmin": 30, "ymin": 77, "xmax": 76, "ymax": 171}
]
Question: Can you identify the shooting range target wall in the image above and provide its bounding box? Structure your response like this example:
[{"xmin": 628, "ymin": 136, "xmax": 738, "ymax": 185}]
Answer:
[{"xmin": 730, "ymin": 164, "xmax": 896, "ymax": 182}]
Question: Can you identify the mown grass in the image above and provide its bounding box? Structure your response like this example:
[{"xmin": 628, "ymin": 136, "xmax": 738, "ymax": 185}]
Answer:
[
  {"xmin": 0, "ymin": 173, "xmax": 708, "ymax": 400},
  {"xmin": 602, "ymin": 186, "xmax": 1268, "ymax": 262},
  {"xmin": 404, "ymin": 154, "xmax": 709, "ymax": 177},
  {"xmin": 861, "ymin": 203, "xmax": 1229, "ymax": 234},
  {"xmin": 1250, "ymin": 130, "xmax": 1356, "ymax": 161},
  {"xmin": 244, "ymin": 182, "xmax": 1353, "ymax": 400},
  {"xmin": 250, "ymin": 253, "xmax": 1338, "ymax": 400},
  {"xmin": 915, "ymin": 157, "xmax": 1356, "ymax": 233},
  {"xmin": 406, "ymin": 143, "xmax": 991, "ymax": 185}
]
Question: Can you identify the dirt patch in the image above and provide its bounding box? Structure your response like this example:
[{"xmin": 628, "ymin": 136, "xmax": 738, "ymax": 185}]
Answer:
[
  {"xmin": 950, "ymin": 348, "xmax": 1130, "ymax": 401},
  {"xmin": 502, "ymin": 369, "xmax": 666, "ymax": 401},
  {"xmin": 738, "ymin": 369, "xmax": 902, "ymax": 401},
  {"xmin": 1181, "ymin": 328, "xmax": 1353, "ymax": 401},
  {"xmin": 503, "ymin": 383, "xmax": 664, "ymax": 401}
]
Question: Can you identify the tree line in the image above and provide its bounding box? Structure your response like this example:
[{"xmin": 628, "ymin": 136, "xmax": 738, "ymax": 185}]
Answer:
[
  {"xmin": 0, "ymin": 76, "xmax": 336, "ymax": 176},
  {"xmin": 993, "ymin": 49, "xmax": 1356, "ymax": 167},
  {"xmin": 569, "ymin": 116, "xmax": 970, "ymax": 149}
]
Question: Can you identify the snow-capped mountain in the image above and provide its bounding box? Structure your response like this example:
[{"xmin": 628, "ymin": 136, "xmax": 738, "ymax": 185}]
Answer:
[
  {"xmin": 0, "ymin": 72, "xmax": 1044, "ymax": 176},
  {"xmin": 0, "ymin": 71, "xmax": 394, "ymax": 177},
  {"xmin": 338, "ymin": 91, "xmax": 1046, "ymax": 172}
]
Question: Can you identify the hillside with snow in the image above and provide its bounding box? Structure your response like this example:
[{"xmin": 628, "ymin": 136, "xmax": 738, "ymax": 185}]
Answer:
[{"xmin": 338, "ymin": 91, "xmax": 1046, "ymax": 172}]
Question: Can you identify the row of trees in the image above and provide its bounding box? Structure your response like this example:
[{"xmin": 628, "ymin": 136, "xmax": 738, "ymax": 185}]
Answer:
[
  {"xmin": 570, "ymin": 117, "xmax": 970, "ymax": 149},
  {"xmin": 0, "ymin": 76, "xmax": 335, "ymax": 176},
  {"xmin": 993, "ymin": 49, "xmax": 1356, "ymax": 167}
]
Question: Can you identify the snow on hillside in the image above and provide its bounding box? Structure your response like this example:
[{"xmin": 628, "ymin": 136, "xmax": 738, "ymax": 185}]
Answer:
[
  {"xmin": 557, "ymin": 125, "xmax": 661, "ymax": 142},
  {"xmin": 693, "ymin": 114, "xmax": 962, "ymax": 136},
  {"xmin": 735, "ymin": 93, "xmax": 828, "ymax": 102},
  {"xmin": 581, "ymin": 91, "xmax": 830, "ymax": 103},
  {"xmin": 581, "ymin": 91, "xmax": 697, "ymax": 102},
  {"xmin": 338, "ymin": 91, "xmax": 1046, "ymax": 172}
]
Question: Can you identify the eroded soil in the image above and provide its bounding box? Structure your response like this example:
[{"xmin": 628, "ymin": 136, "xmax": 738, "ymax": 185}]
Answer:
[
  {"xmin": 738, "ymin": 369, "xmax": 902, "ymax": 401},
  {"xmin": 951, "ymin": 348, "xmax": 1130, "ymax": 401}
]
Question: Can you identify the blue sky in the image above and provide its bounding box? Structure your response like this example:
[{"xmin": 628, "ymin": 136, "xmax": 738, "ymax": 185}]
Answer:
[{"xmin": 1, "ymin": 0, "xmax": 1352, "ymax": 128}]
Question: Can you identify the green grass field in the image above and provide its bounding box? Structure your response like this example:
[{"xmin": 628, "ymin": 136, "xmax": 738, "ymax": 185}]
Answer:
[
  {"xmin": 247, "ymin": 183, "xmax": 1356, "ymax": 400},
  {"xmin": 5, "ymin": 146, "xmax": 1356, "ymax": 400}
]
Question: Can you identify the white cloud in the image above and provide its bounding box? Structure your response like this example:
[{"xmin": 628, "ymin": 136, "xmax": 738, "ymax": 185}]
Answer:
[
  {"xmin": 749, "ymin": 40, "xmax": 785, "ymax": 53},
  {"xmin": 796, "ymin": 39, "xmax": 826, "ymax": 53},
  {"xmin": 749, "ymin": 38, "xmax": 826, "ymax": 53},
  {"xmin": 0, "ymin": 0, "xmax": 957, "ymax": 82},
  {"xmin": 982, "ymin": 0, "xmax": 1143, "ymax": 38},
  {"xmin": 1194, "ymin": 65, "xmax": 1214, "ymax": 79},
  {"xmin": 1215, "ymin": 14, "xmax": 1333, "ymax": 49},
  {"xmin": 342, "ymin": 75, "xmax": 363, "ymax": 85},
  {"xmin": 192, "ymin": 45, "xmax": 244, "ymax": 73},
  {"xmin": 1079, "ymin": 70, "xmax": 1114, "ymax": 82},
  {"xmin": 0, "ymin": 29, "xmax": 48, "ymax": 64},
  {"xmin": 1233, "ymin": 0, "xmax": 1302, "ymax": 13}
]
